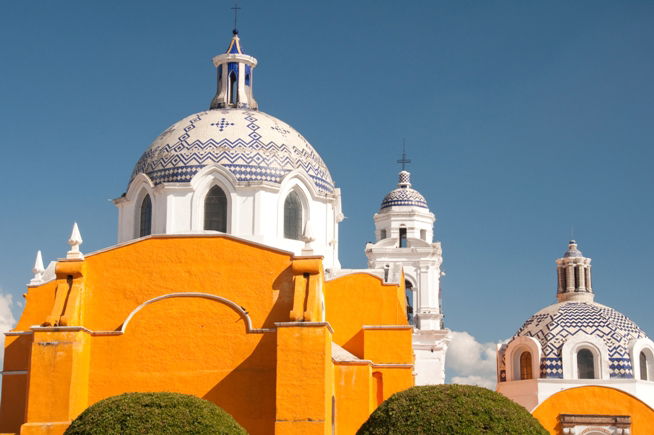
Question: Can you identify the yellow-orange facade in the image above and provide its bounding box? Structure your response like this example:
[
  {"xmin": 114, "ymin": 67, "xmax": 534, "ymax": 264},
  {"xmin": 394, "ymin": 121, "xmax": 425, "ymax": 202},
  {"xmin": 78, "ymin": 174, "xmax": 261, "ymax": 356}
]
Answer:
[
  {"xmin": 532, "ymin": 386, "xmax": 654, "ymax": 433},
  {"xmin": 0, "ymin": 235, "xmax": 414, "ymax": 435}
]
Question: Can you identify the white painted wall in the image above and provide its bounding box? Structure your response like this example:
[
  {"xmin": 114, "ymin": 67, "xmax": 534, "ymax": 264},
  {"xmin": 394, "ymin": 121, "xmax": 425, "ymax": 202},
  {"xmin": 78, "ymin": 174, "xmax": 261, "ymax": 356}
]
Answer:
[{"xmin": 114, "ymin": 165, "xmax": 343, "ymax": 270}]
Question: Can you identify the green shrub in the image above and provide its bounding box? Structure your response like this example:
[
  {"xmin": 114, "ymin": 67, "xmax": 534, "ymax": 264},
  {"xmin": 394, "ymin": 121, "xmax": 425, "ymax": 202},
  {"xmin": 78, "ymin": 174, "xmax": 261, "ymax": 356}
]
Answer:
[
  {"xmin": 65, "ymin": 392, "xmax": 247, "ymax": 435},
  {"xmin": 357, "ymin": 384, "xmax": 547, "ymax": 435}
]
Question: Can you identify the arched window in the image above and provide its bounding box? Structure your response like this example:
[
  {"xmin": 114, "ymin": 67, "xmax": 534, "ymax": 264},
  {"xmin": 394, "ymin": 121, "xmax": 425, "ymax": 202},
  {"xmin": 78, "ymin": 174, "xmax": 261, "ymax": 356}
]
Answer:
[
  {"xmin": 284, "ymin": 191, "xmax": 303, "ymax": 240},
  {"xmin": 229, "ymin": 71, "xmax": 237, "ymax": 105},
  {"xmin": 640, "ymin": 351, "xmax": 649, "ymax": 380},
  {"xmin": 405, "ymin": 280, "xmax": 414, "ymax": 325},
  {"xmin": 204, "ymin": 186, "xmax": 227, "ymax": 232},
  {"xmin": 577, "ymin": 348, "xmax": 595, "ymax": 379},
  {"xmin": 139, "ymin": 194, "xmax": 152, "ymax": 237},
  {"xmin": 399, "ymin": 227, "xmax": 407, "ymax": 248},
  {"xmin": 216, "ymin": 65, "xmax": 222, "ymax": 94},
  {"xmin": 380, "ymin": 229, "xmax": 387, "ymax": 239},
  {"xmin": 519, "ymin": 351, "xmax": 533, "ymax": 380}
]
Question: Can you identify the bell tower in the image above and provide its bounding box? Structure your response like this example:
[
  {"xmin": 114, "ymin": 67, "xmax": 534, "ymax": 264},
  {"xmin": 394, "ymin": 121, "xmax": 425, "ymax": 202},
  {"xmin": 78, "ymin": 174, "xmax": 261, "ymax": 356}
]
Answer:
[{"xmin": 365, "ymin": 153, "xmax": 451, "ymax": 385}]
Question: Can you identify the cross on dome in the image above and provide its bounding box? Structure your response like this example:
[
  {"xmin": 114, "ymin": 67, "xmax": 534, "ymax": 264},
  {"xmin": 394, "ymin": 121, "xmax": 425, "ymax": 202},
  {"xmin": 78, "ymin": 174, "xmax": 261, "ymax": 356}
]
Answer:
[
  {"xmin": 230, "ymin": 3, "xmax": 241, "ymax": 34},
  {"xmin": 396, "ymin": 142, "xmax": 411, "ymax": 171}
]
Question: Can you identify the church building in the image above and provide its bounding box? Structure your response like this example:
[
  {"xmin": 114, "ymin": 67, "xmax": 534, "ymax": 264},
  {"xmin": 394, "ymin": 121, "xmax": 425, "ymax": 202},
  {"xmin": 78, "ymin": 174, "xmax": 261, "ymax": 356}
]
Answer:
[
  {"xmin": 497, "ymin": 240, "xmax": 654, "ymax": 433},
  {"xmin": 0, "ymin": 29, "xmax": 450, "ymax": 435}
]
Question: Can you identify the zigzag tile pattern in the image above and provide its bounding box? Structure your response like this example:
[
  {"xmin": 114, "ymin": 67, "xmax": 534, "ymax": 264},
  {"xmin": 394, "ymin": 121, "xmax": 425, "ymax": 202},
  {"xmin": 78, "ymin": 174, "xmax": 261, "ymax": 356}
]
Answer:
[
  {"xmin": 512, "ymin": 302, "xmax": 646, "ymax": 379},
  {"xmin": 381, "ymin": 188, "xmax": 428, "ymax": 209},
  {"xmin": 130, "ymin": 109, "xmax": 334, "ymax": 194}
]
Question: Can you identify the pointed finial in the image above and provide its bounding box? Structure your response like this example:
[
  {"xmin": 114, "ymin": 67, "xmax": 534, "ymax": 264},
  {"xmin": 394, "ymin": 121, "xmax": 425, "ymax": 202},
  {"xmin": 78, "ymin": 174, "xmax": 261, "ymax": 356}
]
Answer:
[
  {"xmin": 30, "ymin": 250, "xmax": 45, "ymax": 285},
  {"xmin": 301, "ymin": 220, "xmax": 316, "ymax": 255},
  {"xmin": 231, "ymin": 2, "xmax": 241, "ymax": 34},
  {"xmin": 66, "ymin": 222, "xmax": 84, "ymax": 260}
]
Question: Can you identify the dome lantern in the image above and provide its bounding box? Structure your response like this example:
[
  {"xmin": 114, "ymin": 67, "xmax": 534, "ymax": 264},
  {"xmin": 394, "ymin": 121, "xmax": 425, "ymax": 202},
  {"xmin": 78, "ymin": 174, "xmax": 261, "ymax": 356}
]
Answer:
[
  {"xmin": 210, "ymin": 31, "xmax": 258, "ymax": 110},
  {"xmin": 555, "ymin": 240, "xmax": 593, "ymax": 303}
]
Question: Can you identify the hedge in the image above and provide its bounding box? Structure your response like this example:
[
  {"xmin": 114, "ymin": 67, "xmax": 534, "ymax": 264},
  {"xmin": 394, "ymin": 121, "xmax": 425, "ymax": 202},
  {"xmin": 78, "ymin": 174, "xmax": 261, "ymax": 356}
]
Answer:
[
  {"xmin": 65, "ymin": 392, "xmax": 247, "ymax": 435},
  {"xmin": 357, "ymin": 384, "xmax": 547, "ymax": 434}
]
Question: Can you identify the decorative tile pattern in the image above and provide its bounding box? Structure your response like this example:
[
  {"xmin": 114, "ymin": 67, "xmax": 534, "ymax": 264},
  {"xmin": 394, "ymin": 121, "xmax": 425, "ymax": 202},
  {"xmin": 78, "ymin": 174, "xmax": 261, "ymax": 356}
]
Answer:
[
  {"xmin": 211, "ymin": 118, "xmax": 235, "ymax": 132},
  {"xmin": 511, "ymin": 302, "xmax": 647, "ymax": 379},
  {"xmin": 130, "ymin": 109, "xmax": 334, "ymax": 194},
  {"xmin": 381, "ymin": 187, "xmax": 428, "ymax": 209}
]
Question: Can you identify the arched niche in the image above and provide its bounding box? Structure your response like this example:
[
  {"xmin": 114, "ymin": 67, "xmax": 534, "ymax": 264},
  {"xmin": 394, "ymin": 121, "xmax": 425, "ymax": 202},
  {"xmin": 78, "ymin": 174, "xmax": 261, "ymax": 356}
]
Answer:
[
  {"xmin": 277, "ymin": 176, "xmax": 312, "ymax": 241},
  {"xmin": 190, "ymin": 165, "xmax": 237, "ymax": 233},
  {"xmin": 631, "ymin": 337, "xmax": 654, "ymax": 381},
  {"xmin": 561, "ymin": 333, "xmax": 610, "ymax": 380},
  {"xmin": 505, "ymin": 336, "xmax": 542, "ymax": 381},
  {"xmin": 123, "ymin": 173, "xmax": 156, "ymax": 239}
]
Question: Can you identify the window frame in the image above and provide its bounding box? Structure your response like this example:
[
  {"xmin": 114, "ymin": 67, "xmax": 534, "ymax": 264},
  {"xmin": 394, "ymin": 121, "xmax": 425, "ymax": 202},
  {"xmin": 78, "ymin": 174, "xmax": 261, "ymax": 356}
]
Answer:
[
  {"xmin": 576, "ymin": 348, "xmax": 597, "ymax": 379},
  {"xmin": 631, "ymin": 338, "xmax": 654, "ymax": 382},
  {"xmin": 139, "ymin": 194, "xmax": 152, "ymax": 238},
  {"xmin": 504, "ymin": 336, "xmax": 542, "ymax": 382},
  {"xmin": 283, "ymin": 190, "xmax": 304, "ymax": 240},
  {"xmin": 562, "ymin": 333, "xmax": 609, "ymax": 380},
  {"xmin": 204, "ymin": 185, "xmax": 228, "ymax": 232}
]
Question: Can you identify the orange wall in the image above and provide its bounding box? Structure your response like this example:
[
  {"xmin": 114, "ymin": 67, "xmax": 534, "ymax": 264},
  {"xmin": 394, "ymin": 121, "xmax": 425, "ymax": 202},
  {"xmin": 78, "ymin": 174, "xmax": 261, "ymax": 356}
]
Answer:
[
  {"xmin": 275, "ymin": 324, "xmax": 333, "ymax": 435},
  {"xmin": 82, "ymin": 237, "xmax": 295, "ymax": 331},
  {"xmin": 89, "ymin": 297, "xmax": 276, "ymax": 435},
  {"xmin": 14, "ymin": 282, "xmax": 57, "ymax": 331},
  {"xmin": 334, "ymin": 363, "xmax": 373, "ymax": 435},
  {"xmin": 1, "ymin": 236, "xmax": 417, "ymax": 435},
  {"xmin": 325, "ymin": 273, "xmax": 407, "ymax": 357},
  {"xmin": 363, "ymin": 328, "xmax": 413, "ymax": 364},
  {"xmin": 532, "ymin": 386, "xmax": 654, "ymax": 433}
]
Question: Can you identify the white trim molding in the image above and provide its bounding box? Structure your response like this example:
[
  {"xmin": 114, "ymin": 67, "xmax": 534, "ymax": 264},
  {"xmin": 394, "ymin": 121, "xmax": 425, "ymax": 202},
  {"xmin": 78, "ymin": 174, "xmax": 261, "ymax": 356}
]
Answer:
[
  {"xmin": 505, "ymin": 336, "xmax": 543, "ymax": 381},
  {"xmin": 562, "ymin": 333, "xmax": 610, "ymax": 380},
  {"xmin": 631, "ymin": 337, "xmax": 654, "ymax": 381}
]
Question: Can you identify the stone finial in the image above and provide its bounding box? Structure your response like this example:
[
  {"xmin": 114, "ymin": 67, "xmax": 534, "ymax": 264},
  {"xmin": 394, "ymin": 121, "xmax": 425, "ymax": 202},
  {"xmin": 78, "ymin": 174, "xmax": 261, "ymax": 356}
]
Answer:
[
  {"xmin": 66, "ymin": 222, "xmax": 84, "ymax": 260},
  {"xmin": 29, "ymin": 250, "xmax": 45, "ymax": 285},
  {"xmin": 301, "ymin": 220, "xmax": 316, "ymax": 255},
  {"xmin": 398, "ymin": 170, "xmax": 412, "ymax": 187}
]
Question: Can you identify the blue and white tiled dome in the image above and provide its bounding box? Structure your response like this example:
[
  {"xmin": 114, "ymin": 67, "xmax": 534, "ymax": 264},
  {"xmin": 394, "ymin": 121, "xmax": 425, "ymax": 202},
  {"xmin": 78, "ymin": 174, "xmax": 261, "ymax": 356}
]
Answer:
[
  {"xmin": 130, "ymin": 109, "xmax": 335, "ymax": 194},
  {"xmin": 380, "ymin": 171, "xmax": 428, "ymax": 210},
  {"xmin": 514, "ymin": 301, "xmax": 647, "ymax": 379}
]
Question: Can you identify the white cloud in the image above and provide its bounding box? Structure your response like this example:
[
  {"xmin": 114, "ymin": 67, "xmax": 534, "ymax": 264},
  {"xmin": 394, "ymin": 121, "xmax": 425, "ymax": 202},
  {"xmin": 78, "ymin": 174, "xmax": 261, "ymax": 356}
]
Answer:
[
  {"xmin": 446, "ymin": 330, "xmax": 501, "ymax": 389},
  {"xmin": 451, "ymin": 375, "xmax": 496, "ymax": 390},
  {"xmin": 0, "ymin": 291, "xmax": 17, "ymax": 370}
]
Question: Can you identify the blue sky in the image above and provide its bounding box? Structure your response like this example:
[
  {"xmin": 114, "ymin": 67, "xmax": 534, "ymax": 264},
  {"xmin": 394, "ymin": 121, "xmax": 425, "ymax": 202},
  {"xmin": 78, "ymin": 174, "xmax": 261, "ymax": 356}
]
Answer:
[{"xmin": 1, "ymin": 1, "xmax": 653, "ymax": 386}]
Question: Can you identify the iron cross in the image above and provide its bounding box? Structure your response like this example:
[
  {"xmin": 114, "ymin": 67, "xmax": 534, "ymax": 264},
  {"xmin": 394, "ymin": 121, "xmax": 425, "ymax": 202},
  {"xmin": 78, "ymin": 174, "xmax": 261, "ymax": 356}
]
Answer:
[
  {"xmin": 397, "ymin": 141, "xmax": 411, "ymax": 171},
  {"xmin": 231, "ymin": 3, "xmax": 241, "ymax": 30}
]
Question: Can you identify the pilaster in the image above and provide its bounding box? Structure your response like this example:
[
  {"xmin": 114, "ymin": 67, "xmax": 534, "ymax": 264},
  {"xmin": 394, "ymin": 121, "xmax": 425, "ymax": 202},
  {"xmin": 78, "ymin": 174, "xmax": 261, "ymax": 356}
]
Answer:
[
  {"xmin": 275, "ymin": 322, "xmax": 334, "ymax": 435},
  {"xmin": 21, "ymin": 329, "xmax": 91, "ymax": 435}
]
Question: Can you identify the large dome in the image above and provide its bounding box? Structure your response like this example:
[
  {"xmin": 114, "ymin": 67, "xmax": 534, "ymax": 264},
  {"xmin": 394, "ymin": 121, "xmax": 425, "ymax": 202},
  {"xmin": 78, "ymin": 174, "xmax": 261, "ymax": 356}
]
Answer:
[
  {"xmin": 513, "ymin": 301, "xmax": 647, "ymax": 378},
  {"xmin": 130, "ymin": 109, "xmax": 335, "ymax": 194}
]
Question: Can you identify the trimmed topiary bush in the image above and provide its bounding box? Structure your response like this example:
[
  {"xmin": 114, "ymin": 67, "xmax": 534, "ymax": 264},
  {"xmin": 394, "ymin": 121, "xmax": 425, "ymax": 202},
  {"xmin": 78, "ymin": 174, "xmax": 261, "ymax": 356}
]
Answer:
[
  {"xmin": 65, "ymin": 392, "xmax": 247, "ymax": 435},
  {"xmin": 357, "ymin": 384, "xmax": 547, "ymax": 434}
]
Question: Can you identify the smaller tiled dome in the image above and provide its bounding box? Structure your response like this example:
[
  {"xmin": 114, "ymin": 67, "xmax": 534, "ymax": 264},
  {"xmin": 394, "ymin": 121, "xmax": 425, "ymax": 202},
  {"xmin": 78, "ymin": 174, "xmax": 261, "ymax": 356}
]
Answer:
[
  {"xmin": 513, "ymin": 302, "xmax": 647, "ymax": 379},
  {"xmin": 563, "ymin": 240, "xmax": 583, "ymax": 258},
  {"xmin": 380, "ymin": 171, "xmax": 428, "ymax": 210}
]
